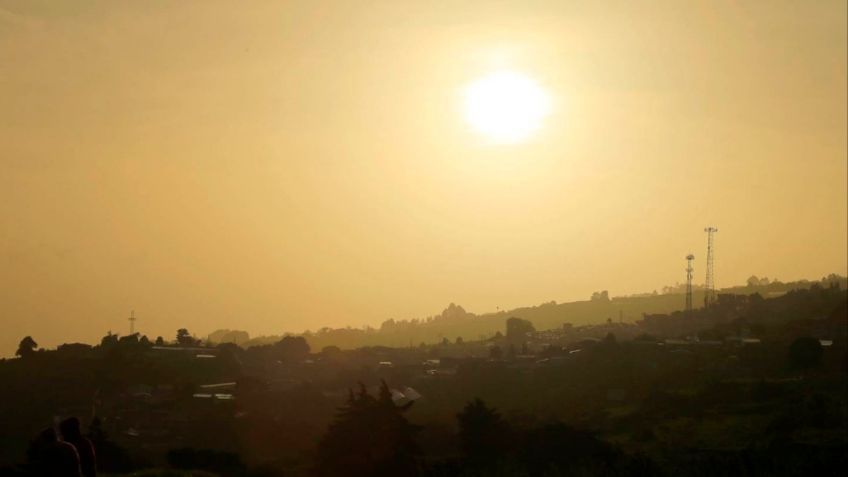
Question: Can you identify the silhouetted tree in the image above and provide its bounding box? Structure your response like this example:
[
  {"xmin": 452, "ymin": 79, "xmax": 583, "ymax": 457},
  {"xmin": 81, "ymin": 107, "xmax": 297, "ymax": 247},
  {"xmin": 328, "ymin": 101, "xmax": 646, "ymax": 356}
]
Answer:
[
  {"xmin": 506, "ymin": 317, "xmax": 535, "ymax": 343},
  {"xmin": 274, "ymin": 335, "xmax": 310, "ymax": 361},
  {"xmin": 455, "ymin": 336, "xmax": 464, "ymax": 345},
  {"xmin": 16, "ymin": 336, "xmax": 37, "ymax": 358},
  {"xmin": 316, "ymin": 381, "xmax": 419, "ymax": 477},
  {"xmin": 154, "ymin": 336, "xmax": 164, "ymax": 346},
  {"xmin": 322, "ymin": 345, "xmax": 342, "ymax": 355},
  {"xmin": 100, "ymin": 332, "xmax": 118, "ymax": 348},
  {"xmin": 118, "ymin": 333, "xmax": 140, "ymax": 346},
  {"xmin": 457, "ymin": 399, "xmax": 510, "ymax": 467},
  {"xmin": 176, "ymin": 328, "xmax": 199, "ymax": 346},
  {"xmin": 591, "ymin": 290, "xmax": 610, "ymax": 301}
]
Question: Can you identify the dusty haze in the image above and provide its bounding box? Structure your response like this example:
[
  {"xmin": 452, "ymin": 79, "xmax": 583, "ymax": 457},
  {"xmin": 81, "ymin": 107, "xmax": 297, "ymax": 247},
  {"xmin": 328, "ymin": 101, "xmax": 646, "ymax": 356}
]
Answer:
[{"xmin": 1, "ymin": 0, "xmax": 846, "ymax": 354}]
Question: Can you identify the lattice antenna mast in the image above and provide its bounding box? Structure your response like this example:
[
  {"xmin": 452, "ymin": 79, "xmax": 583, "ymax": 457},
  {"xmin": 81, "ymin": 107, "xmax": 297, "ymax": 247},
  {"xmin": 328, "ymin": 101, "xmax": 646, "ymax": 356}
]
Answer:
[
  {"xmin": 129, "ymin": 310, "xmax": 137, "ymax": 335},
  {"xmin": 685, "ymin": 254, "xmax": 695, "ymax": 316},
  {"xmin": 704, "ymin": 227, "xmax": 718, "ymax": 307}
]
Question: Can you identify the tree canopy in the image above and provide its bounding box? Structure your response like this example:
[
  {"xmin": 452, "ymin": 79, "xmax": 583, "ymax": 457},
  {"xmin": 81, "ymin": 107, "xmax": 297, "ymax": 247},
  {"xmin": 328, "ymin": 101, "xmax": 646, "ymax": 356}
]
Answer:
[
  {"xmin": 316, "ymin": 381, "xmax": 418, "ymax": 477},
  {"xmin": 506, "ymin": 317, "xmax": 535, "ymax": 343},
  {"xmin": 457, "ymin": 398, "xmax": 510, "ymax": 466},
  {"xmin": 15, "ymin": 336, "xmax": 37, "ymax": 358}
]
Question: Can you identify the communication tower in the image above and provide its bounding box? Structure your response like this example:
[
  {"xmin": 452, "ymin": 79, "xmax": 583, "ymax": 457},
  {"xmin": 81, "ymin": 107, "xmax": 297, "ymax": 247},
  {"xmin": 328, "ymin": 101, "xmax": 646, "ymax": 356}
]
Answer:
[
  {"xmin": 704, "ymin": 227, "xmax": 718, "ymax": 307},
  {"xmin": 685, "ymin": 254, "xmax": 695, "ymax": 315}
]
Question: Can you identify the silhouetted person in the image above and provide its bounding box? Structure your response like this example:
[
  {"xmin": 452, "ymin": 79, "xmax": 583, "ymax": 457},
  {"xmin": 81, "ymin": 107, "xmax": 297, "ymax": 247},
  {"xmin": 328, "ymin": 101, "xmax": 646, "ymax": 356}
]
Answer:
[
  {"xmin": 26, "ymin": 428, "xmax": 82, "ymax": 477},
  {"xmin": 60, "ymin": 418, "xmax": 96, "ymax": 477}
]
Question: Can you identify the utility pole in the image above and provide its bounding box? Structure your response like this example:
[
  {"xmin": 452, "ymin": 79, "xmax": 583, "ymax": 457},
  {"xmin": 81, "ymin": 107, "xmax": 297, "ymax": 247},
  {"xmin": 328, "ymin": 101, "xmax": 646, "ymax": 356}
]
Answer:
[{"xmin": 129, "ymin": 310, "xmax": 137, "ymax": 335}]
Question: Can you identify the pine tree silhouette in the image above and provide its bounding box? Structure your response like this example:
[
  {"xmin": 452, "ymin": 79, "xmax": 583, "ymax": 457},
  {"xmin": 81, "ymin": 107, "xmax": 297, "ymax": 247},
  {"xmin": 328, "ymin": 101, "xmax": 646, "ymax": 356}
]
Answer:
[{"xmin": 316, "ymin": 381, "xmax": 419, "ymax": 477}]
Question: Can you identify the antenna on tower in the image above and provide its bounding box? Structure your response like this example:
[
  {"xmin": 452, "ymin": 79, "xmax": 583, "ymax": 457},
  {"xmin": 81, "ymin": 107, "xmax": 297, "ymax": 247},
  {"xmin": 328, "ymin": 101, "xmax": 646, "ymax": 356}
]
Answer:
[
  {"xmin": 685, "ymin": 253, "xmax": 695, "ymax": 316},
  {"xmin": 129, "ymin": 310, "xmax": 137, "ymax": 335},
  {"xmin": 704, "ymin": 227, "xmax": 718, "ymax": 307}
]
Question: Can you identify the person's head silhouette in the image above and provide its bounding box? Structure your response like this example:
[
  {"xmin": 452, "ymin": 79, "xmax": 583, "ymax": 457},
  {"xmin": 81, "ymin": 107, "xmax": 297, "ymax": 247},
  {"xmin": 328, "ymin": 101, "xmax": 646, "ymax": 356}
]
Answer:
[{"xmin": 59, "ymin": 417, "xmax": 82, "ymax": 441}]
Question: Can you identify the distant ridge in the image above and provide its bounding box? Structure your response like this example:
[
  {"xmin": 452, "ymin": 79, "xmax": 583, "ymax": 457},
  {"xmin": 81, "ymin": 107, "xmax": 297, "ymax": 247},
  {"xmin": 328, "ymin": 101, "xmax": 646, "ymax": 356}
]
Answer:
[{"xmin": 223, "ymin": 274, "xmax": 846, "ymax": 350}]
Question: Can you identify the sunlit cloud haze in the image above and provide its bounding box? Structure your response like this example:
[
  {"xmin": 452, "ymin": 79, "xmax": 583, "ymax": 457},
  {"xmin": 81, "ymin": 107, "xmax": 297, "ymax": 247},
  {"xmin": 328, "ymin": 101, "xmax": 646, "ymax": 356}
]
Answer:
[{"xmin": 1, "ymin": 0, "xmax": 846, "ymax": 354}]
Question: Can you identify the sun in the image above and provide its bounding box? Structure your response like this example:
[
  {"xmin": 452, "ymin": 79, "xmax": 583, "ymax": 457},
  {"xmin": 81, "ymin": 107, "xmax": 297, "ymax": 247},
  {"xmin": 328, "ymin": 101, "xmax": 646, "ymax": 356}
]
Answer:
[{"xmin": 463, "ymin": 70, "xmax": 551, "ymax": 144}]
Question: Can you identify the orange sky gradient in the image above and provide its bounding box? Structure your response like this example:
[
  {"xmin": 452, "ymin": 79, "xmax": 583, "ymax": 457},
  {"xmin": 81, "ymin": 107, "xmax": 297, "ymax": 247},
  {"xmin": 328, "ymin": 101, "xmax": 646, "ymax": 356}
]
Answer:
[{"xmin": 1, "ymin": 0, "xmax": 846, "ymax": 354}]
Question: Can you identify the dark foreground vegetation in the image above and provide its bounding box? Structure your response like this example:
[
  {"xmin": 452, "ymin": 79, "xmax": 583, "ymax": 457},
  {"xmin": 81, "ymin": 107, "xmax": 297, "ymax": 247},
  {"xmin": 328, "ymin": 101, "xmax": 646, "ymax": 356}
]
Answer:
[{"xmin": 1, "ymin": 277, "xmax": 846, "ymax": 476}]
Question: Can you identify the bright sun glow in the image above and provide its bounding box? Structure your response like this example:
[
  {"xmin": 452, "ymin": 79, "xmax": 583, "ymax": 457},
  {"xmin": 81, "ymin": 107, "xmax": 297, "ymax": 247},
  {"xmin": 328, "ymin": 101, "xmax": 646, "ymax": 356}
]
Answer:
[{"xmin": 463, "ymin": 70, "xmax": 551, "ymax": 144}]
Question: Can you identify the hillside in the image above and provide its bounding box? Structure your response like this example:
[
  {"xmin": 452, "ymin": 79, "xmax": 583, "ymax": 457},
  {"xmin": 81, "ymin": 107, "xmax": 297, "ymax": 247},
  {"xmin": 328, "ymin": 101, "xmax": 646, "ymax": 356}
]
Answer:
[{"xmin": 215, "ymin": 275, "xmax": 847, "ymax": 351}]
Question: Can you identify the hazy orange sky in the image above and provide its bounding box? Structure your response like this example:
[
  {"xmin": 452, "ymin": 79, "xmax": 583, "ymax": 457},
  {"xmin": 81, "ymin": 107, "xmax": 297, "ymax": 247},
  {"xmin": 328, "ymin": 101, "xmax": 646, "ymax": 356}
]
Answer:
[{"xmin": 1, "ymin": 0, "xmax": 846, "ymax": 354}]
